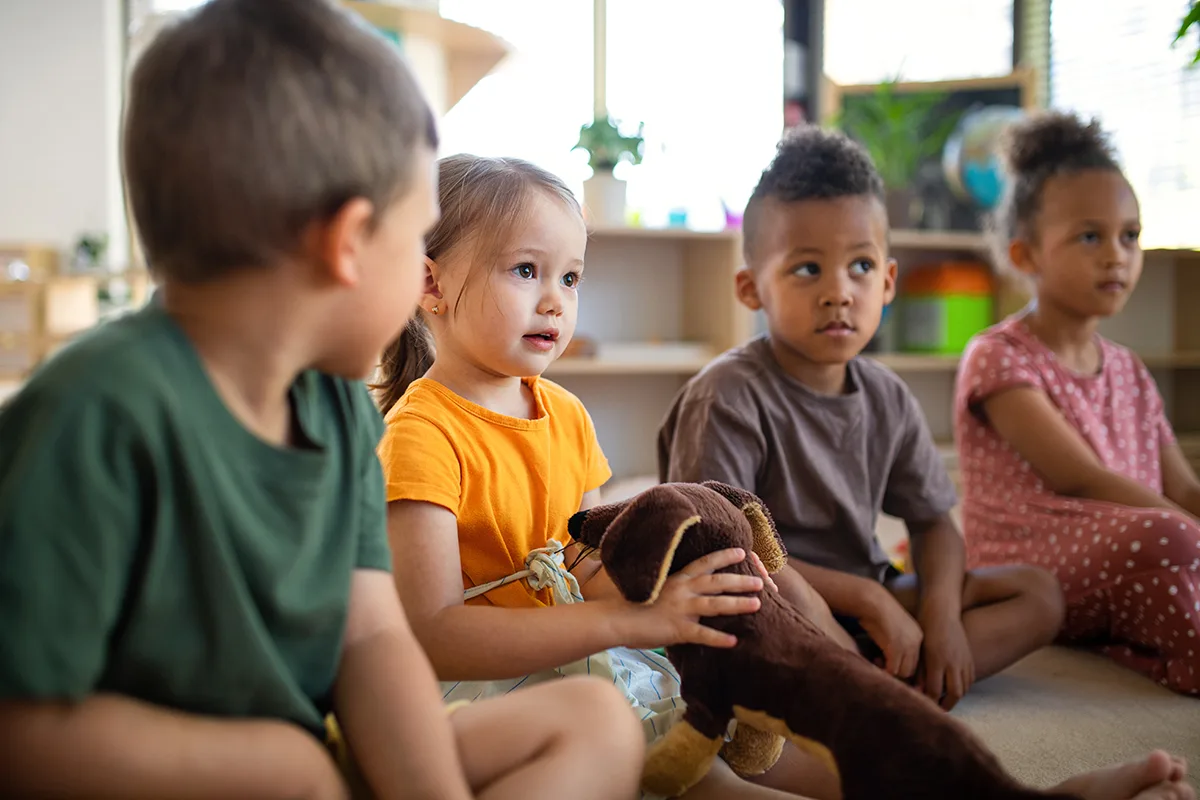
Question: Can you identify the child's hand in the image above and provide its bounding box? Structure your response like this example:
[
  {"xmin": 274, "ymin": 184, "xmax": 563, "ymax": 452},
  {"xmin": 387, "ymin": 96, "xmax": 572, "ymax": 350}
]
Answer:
[
  {"xmin": 858, "ymin": 591, "xmax": 924, "ymax": 679},
  {"xmin": 749, "ymin": 551, "xmax": 779, "ymax": 592},
  {"xmin": 919, "ymin": 614, "xmax": 975, "ymax": 711},
  {"xmin": 618, "ymin": 547, "xmax": 764, "ymax": 649}
]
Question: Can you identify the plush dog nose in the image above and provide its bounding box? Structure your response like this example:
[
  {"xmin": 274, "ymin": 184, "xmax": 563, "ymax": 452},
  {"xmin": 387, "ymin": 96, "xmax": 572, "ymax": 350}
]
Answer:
[{"xmin": 567, "ymin": 509, "xmax": 597, "ymax": 547}]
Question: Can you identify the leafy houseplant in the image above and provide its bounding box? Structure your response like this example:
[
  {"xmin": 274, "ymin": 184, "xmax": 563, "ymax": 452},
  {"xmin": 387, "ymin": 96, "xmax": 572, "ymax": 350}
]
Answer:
[
  {"xmin": 833, "ymin": 78, "xmax": 961, "ymax": 226},
  {"xmin": 1176, "ymin": 1, "xmax": 1200, "ymax": 65},
  {"xmin": 573, "ymin": 115, "xmax": 645, "ymax": 173},
  {"xmin": 72, "ymin": 232, "xmax": 110, "ymax": 271},
  {"xmin": 573, "ymin": 115, "xmax": 644, "ymax": 227}
]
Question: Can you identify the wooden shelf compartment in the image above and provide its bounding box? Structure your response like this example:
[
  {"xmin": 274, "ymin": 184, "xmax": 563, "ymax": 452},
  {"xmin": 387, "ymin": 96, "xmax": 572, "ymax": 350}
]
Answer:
[
  {"xmin": 871, "ymin": 351, "xmax": 1200, "ymax": 373},
  {"xmin": 889, "ymin": 230, "xmax": 988, "ymax": 253},
  {"xmin": 546, "ymin": 342, "xmax": 716, "ymax": 377},
  {"xmin": 587, "ymin": 225, "xmax": 742, "ymax": 243}
]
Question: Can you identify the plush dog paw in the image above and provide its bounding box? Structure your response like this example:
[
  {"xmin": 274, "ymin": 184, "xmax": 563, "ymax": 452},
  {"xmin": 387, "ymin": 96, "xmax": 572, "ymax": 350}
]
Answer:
[
  {"xmin": 721, "ymin": 723, "xmax": 786, "ymax": 777},
  {"xmin": 642, "ymin": 720, "xmax": 725, "ymax": 797}
]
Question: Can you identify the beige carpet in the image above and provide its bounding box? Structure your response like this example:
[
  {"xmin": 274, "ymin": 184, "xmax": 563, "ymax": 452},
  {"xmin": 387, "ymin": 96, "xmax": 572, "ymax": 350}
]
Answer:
[
  {"xmin": 956, "ymin": 647, "xmax": 1200, "ymax": 790},
  {"xmin": 878, "ymin": 513, "xmax": 1200, "ymax": 791}
]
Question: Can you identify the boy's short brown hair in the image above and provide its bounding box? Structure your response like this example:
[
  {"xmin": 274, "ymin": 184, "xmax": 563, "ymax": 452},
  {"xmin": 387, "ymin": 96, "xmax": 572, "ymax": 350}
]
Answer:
[{"xmin": 124, "ymin": 0, "xmax": 438, "ymax": 283}]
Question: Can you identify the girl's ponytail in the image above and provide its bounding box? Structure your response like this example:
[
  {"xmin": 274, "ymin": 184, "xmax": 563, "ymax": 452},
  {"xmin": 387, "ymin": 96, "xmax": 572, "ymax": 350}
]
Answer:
[{"xmin": 373, "ymin": 313, "xmax": 434, "ymax": 415}]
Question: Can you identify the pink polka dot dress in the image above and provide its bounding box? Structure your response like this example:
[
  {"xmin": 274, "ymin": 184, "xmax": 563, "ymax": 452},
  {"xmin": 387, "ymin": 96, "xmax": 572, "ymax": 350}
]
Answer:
[{"xmin": 955, "ymin": 315, "xmax": 1200, "ymax": 695}]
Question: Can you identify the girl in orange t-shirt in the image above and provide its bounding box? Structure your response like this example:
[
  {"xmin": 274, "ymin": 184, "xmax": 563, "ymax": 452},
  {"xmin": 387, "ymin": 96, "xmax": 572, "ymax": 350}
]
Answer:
[{"xmin": 373, "ymin": 155, "xmax": 810, "ymax": 800}]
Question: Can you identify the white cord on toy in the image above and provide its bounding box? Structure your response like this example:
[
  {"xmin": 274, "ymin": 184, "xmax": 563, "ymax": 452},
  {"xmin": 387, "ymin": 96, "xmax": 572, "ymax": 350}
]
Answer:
[{"xmin": 462, "ymin": 539, "xmax": 583, "ymax": 605}]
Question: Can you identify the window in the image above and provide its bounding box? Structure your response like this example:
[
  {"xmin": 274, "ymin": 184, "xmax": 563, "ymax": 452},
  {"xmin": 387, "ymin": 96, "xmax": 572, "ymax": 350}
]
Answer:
[
  {"xmin": 824, "ymin": 0, "xmax": 1014, "ymax": 86},
  {"xmin": 1050, "ymin": 0, "xmax": 1200, "ymax": 249},
  {"xmin": 437, "ymin": 0, "xmax": 595, "ymax": 198},
  {"xmin": 443, "ymin": 0, "xmax": 784, "ymax": 228},
  {"xmin": 128, "ymin": 0, "xmax": 785, "ymax": 227},
  {"xmin": 603, "ymin": 0, "xmax": 784, "ymax": 227}
]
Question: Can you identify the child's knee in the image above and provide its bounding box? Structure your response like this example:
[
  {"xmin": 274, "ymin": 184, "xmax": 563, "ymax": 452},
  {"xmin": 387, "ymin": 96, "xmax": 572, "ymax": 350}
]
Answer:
[
  {"xmin": 555, "ymin": 677, "xmax": 644, "ymax": 758},
  {"xmin": 1016, "ymin": 566, "xmax": 1066, "ymax": 638},
  {"xmin": 1115, "ymin": 510, "xmax": 1200, "ymax": 573}
]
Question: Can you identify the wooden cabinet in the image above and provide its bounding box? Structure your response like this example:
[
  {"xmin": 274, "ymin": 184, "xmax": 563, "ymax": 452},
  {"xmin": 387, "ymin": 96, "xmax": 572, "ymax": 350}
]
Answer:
[
  {"xmin": 547, "ymin": 226, "xmax": 751, "ymax": 479},
  {"xmin": 561, "ymin": 225, "xmax": 1200, "ymax": 483},
  {"xmin": 879, "ymin": 233, "xmax": 1200, "ymax": 473},
  {"xmin": 0, "ymin": 276, "xmax": 100, "ymax": 382}
]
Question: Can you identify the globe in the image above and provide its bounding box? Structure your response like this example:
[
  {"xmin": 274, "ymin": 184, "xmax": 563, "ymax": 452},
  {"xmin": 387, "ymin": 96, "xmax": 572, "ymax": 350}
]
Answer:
[{"xmin": 942, "ymin": 105, "xmax": 1027, "ymax": 209}]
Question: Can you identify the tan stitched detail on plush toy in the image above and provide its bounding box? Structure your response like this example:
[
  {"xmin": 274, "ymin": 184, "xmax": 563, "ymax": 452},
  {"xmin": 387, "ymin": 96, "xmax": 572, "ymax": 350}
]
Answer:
[
  {"xmin": 743, "ymin": 504, "xmax": 786, "ymax": 574},
  {"xmin": 641, "ymin": 718, "xmax": 725, "ymax": 797},
  {"xmin": 645, "ymin": 514, "xmax": 701, "ymax": 604},
  {"xmin": 721, "ymin": 720, "xmax": 786, "ymax": 777},
  {"xmin": 733, "ymin": 706, "xmax": 841, "ymax": 783}
]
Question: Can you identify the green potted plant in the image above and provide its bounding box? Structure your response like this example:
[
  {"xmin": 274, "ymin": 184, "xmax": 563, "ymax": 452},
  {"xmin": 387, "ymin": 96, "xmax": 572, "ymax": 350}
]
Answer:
[
  {"xmin": 573, "ymin": 114, "xmax": 644, "ymax": 227},
  {"xmin": 1175, "ymin": 1, "xmax": 1200, "ymax": 65},
  {"xmin": 71, "ymin": 232, "xmax": 110, "ymax": 272},
  {"xmin": 834, "ymin": 78, "xmax": 961, "ymax": 227}
]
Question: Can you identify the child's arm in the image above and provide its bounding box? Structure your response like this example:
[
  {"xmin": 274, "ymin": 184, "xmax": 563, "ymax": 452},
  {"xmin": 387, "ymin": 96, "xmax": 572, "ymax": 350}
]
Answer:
[
  {"xmin": 770, "ymin": 563, "xmax": 859, "ymax": 652},
  {"xmin": 389, "ymin": 499, "xmax": 764, "ymax": 681},
  {"xmin": 905, "ymin": 514, "xmax": 973, "ymax": 704},
  {"xmin": 906, "ymin": 514, "xmax": 966, "ymax": 621},
  {"xmin": 1161, "ymin": 442, "xmax": 1200, "ymax": 519},
  {"xmin": 333, "ymin": 569, "xmax": 472, "ymax": 800},
  {"xmin": 788, "ymin": 558, "xmax": 924, "ymax": 679},
  {"xmin": 0, "ymin": 696, "xmax": 344, "ymax": 799},
  {"xmin": 983, "ymin": 387, "xmax": 1181, "ymax": 511}
]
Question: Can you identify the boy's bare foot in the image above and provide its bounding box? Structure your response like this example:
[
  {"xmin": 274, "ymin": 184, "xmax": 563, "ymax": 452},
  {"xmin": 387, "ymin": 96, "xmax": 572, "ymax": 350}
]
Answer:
[{"xmin": 1053, "ymin": 751, "xmax": 1193, "ymax": 800}]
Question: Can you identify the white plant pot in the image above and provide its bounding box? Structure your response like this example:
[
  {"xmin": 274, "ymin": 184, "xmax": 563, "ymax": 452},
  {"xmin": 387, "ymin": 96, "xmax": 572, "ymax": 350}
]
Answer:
[{"xmin": 583, "ymin": 171, "xmax": 627, "ymax": 227}]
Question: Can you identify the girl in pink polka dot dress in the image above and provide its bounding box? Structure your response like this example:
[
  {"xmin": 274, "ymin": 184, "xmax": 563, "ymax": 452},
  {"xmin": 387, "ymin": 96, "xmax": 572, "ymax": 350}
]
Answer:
[{"xmin": 955, "ymin": 111, "xmax": 1200, "ymax": 696}]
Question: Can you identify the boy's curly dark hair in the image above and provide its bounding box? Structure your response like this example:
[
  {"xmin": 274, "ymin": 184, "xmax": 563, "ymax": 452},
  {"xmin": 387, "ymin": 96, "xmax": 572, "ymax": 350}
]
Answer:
[
  {"xmin": 989, "ymin": 110, "xmax": 1123, "ymax": 266},
  {"xmin": 742, "ymin": 126, "xmax": 885, "ymax": 267}
]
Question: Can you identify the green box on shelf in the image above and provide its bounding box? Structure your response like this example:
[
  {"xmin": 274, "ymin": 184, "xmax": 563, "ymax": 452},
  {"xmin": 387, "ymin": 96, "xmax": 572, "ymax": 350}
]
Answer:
[{"xmin": 899, "ymin": 261, "xmax": 994, "ymax": 355}]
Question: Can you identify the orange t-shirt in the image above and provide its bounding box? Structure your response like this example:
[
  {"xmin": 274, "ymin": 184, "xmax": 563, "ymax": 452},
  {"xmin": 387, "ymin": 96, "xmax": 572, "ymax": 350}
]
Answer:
[{"xmin": 377, "ymin": 377, "xmax": 611, "ymax": 609}]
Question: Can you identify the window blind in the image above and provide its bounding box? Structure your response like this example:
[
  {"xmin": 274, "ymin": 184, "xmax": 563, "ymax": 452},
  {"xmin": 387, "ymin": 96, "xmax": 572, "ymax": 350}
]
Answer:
[{"xmin": 1050, "ymin": 0, "xmax": 1200, "ymax": 249}]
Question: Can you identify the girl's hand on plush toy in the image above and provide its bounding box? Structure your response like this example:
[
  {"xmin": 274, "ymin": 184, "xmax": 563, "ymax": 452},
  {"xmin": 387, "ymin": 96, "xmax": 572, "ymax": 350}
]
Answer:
[
  {"xmin": 859, "ymin": 591, "xmax": 924, "ymax": 680},
  {"xmin": 617, "ymin": 547, "xmax": 764, "ymax": 649},
  {"xmin": 919, "ymin": 614, "xmax": 975, "ymax": 711},
  {"xmin": 749, "ymin": 551, "xmax": 779, "ymax": 592}
]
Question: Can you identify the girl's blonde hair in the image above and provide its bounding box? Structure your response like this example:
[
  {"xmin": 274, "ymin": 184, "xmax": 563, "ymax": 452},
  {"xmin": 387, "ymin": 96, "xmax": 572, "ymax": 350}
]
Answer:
[{"xmin": 373, "ymin": 154, "xmax": 580, "ymax": 414}]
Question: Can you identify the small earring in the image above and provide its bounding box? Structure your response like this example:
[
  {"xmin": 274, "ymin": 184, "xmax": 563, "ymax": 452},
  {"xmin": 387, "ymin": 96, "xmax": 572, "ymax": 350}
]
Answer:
[{"xmin": 430, "ymin": 304, "xmax": 440, "ymax": 315}]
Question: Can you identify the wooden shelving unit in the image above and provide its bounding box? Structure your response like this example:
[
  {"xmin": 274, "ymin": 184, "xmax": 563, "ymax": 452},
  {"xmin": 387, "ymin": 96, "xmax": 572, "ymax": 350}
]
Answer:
[
  {"xmin": 552, "ymin": 226, "xmax": 751, "ymax": 478},
  {"xmin": 872, "ymin": 350, "xmax": 1200, "ymax": 373},
  {"xmin": 556, "ymin": 223, "xmax": 1200, "ymax": 480},
  {"xmin": 341, "ymin": 1, "xmax": 509, "ymax": 113},
  {"xmin": 882, "ymin": 233, "xmax": 1200, "ymax": 449}
]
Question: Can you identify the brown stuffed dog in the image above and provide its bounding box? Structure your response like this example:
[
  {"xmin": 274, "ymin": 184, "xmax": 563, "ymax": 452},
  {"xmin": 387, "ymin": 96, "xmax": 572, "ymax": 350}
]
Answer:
[{"xmin": 568, "ymin": 480, "xmax": 1079, "ymax": 800}]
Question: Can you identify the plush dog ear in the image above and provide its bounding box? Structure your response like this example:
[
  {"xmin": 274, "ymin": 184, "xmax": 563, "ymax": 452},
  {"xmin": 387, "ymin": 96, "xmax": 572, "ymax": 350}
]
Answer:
[
  {"xmin": 597, "ymin": 485, "xmax": 702, "ymax": 604},
  {"xmin": 699, "ymin": 481, "xmax": 787, "ymax": 574}
]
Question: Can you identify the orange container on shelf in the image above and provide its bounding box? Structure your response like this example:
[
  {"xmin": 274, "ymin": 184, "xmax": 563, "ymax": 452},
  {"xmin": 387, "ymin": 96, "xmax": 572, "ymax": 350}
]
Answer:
[{"xmin": 899, "ymin": 260, "xmax": 994, "ymax": 355}]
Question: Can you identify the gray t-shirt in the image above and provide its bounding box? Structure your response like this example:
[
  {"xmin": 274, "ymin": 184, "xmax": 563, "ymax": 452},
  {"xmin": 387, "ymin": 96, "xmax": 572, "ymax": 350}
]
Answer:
[{"xmin": 657, "ymin": 336, "xmax": 957, "ymax": 582}]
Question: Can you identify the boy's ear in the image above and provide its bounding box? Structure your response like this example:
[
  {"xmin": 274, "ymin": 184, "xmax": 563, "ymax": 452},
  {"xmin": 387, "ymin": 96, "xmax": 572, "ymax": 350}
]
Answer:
[
  {"xmin": 882, "ymin": 257, "xmax": 898, "ymax": 305},
  {"xmin": 310, "ymin": 197, "xmax": 376, "ymax": 287},
  {"xmin": 735, "ymin": 267, "xmax": 763, "ymax": 311},
  {"xmin": 700, "ymin": 481, "xmax": 787, "ymax": 574}
]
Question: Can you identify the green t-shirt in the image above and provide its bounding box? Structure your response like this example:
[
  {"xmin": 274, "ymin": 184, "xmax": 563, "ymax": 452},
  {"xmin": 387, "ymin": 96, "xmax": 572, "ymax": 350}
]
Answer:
[{"xmin": 0, "ymin": 303, "xmax": 391, "ymax": 735}]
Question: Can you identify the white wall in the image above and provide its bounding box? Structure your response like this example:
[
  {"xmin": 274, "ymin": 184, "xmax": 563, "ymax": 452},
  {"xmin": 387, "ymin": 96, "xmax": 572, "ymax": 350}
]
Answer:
[{"xmin": 0, "ymin": 0, "xmax": 128, "ymax": 264}]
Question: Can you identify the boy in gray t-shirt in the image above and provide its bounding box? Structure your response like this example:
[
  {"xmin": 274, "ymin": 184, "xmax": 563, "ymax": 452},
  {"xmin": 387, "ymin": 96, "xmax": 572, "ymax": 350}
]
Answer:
[{"xmin": 658, "ymin": 127, "xmax": 1064, "ymax": 713}]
